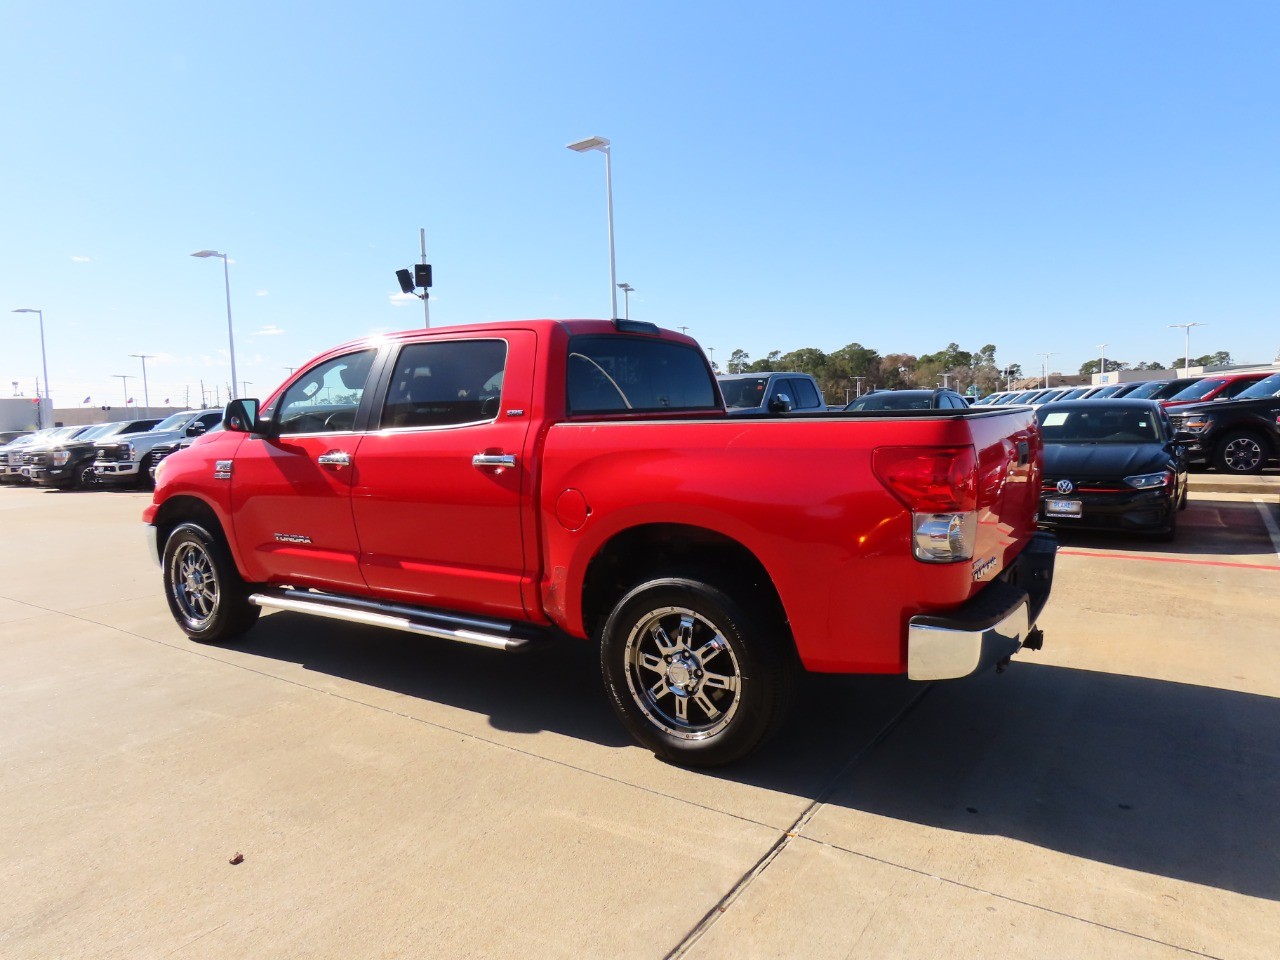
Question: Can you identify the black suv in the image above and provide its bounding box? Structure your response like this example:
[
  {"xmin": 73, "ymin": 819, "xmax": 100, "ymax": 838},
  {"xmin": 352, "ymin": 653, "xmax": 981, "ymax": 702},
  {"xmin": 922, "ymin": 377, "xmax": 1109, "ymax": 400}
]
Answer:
[
  {"xmin": 1168, "ymin": 372, "xmax": 1280, "ymax": 474},
  {"xmin": 844, "ymin": 388, "xmax": 970, "ymax": 411}
]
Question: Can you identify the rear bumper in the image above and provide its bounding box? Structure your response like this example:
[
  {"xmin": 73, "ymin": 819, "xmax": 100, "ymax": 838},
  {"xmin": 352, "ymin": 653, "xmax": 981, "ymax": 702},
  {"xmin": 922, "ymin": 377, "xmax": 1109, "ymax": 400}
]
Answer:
[{"xmin": 907, "ymin": 532, "xmax": 1057, "ymax": 680}]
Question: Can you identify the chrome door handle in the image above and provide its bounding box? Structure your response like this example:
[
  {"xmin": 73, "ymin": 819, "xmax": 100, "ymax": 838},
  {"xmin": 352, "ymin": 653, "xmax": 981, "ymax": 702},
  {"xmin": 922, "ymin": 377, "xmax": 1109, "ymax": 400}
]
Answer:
[
  {"xmin": 317, "ymin": 451, "xmax": 352, "ymax": 467},
  {"xmin": 472, "ymin": 453, "xmax": 516, "ymax": 469}
]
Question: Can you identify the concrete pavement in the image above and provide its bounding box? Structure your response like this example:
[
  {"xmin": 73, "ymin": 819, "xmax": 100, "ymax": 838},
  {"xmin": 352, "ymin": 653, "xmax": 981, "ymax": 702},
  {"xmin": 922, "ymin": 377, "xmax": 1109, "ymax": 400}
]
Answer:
[{"xmin": 1, "ymin": 485, "xmax": 1276, "ymax": 958}]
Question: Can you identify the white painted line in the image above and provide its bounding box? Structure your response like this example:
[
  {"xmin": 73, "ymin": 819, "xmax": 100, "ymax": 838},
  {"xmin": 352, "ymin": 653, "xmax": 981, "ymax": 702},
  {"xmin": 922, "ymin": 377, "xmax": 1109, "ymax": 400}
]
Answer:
[{"xmin": 1254, "ymin": 498, "xmax": 1280, "ymax": 560}]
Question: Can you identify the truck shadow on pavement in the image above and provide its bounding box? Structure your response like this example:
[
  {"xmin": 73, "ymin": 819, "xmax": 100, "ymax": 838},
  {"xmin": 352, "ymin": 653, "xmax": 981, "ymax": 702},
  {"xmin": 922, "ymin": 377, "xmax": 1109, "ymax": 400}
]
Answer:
[
  {"xmin": 233, "ymin": 615, "xmax": 1278, "ymax": 902},
  {"xmin": 798, "ymin": 661, "xmax": 1280, "ymax": 903}
]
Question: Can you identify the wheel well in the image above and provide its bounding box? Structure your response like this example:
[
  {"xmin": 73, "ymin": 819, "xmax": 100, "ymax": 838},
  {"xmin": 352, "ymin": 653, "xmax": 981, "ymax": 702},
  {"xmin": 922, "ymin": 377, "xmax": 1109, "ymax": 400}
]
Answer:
[
  {"xmin": 152, "ymin": 496, "xmax": 227, "ymax": 560},
  {"xmin": 581, "ymin": 524, "xmax": 791, "ymax": 646}
]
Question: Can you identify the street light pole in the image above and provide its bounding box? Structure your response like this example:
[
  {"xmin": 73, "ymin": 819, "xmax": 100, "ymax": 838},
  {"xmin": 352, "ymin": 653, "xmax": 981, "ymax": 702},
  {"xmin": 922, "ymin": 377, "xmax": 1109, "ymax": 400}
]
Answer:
[
  {"xmin": 11, "ymin": 308, "xmax": 51, "ymax": 406},
  {"xmin": 191, "ymin": 250, "xmax": 239, "ymax": 400},
  {"xmin": 1037, "ymin": 352, "xmax": 1055, "ymax": 389},
  {"xmin": 1169, "ymin": 322, "xmax": 1206, "ymax": 375},
  {"xmin": 567, "ymin": 136, "xmax": 618, "ymax": 319},
  {"xmin": 617, "ymin": 282, "xmax": 634, "ymax": 320},
  {"xmin": 130, "ymin": 354, "xmax": 154, "ymax": 418},
  {"xmin": 112, "ymin": 374, "xmax": 131, "ymax": 411},
  {"xmin": 1096, "ymin": 343, "xmax": 1108, "ymax": 382}
]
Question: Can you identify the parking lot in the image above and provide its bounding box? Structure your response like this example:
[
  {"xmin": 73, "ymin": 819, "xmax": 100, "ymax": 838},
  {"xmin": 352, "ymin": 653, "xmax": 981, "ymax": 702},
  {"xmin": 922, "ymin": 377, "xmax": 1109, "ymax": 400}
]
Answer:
[{"xmin": 2, "ymin": 483, "xmax": 1277, "ymax": 959}]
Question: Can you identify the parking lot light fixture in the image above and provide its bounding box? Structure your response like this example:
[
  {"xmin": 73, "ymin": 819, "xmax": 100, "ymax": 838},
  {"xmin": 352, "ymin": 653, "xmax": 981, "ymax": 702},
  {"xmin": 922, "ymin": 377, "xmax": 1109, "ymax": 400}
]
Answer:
[
  {"xmin": 567, "ymin": 136, "xmax": 618, "ymax": 320},
  {"xmin": 617, "ymin": 282, "xmax": 634, "ymax": 320},
  {"xmin": 191, "ymin": 250, "xmax": 239, "ymax": 400},
  {"xmin": 130, "ymin": 354, "xmax": 154, "ymax": 418},
  {"xmin": 1097, "ymin": 343, "xmax": 1108, "ymax": 382},
  {"xmin": 1169, "ymin": 322, "xmax": 1207, "ymax": 376},
  {"xmin": 11, "ymin": 308, "xmax": 51, "ymax": 405}
]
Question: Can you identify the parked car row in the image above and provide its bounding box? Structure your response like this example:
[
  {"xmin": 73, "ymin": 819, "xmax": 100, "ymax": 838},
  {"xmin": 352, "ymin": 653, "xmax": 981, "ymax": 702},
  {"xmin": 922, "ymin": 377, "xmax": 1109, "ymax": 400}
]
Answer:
[
  {"xmin": 0, "ymin": 409, "xmax": 224, "ymax": 490},
  {"xmin": 975, "ymin": 370, "xmax": 1271, "ymax": 410}
]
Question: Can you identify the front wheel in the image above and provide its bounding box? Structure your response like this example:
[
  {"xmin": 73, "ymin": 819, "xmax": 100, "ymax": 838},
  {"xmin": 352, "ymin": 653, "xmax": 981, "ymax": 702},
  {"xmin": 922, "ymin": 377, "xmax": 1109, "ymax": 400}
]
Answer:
[
  {"xmin": 600, "ymin": 577, "xmax": 795, "ymax": 767},
  {"xmin": 162, "ymin": 522, "xmax": 260, "ymax": 643},
  {"xmin": 1214, "ymin": 431, "xmax": 1269, "ymax": 475}
]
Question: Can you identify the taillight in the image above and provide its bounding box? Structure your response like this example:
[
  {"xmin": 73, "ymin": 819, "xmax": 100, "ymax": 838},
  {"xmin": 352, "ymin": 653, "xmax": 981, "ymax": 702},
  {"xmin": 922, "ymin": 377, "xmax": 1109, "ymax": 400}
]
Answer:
[{"xmin": 873, "ymin": 446, "xmax": 978, "ymax": 563}]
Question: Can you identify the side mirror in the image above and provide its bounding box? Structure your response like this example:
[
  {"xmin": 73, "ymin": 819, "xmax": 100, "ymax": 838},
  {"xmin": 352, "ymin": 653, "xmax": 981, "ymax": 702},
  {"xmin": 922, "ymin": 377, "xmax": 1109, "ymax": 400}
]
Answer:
[
  {"xmin": 187, "ymin": 422, "xmax": 208, "ymax": 437},
  {"xmin": 223, "ymin": 398, "xmax": 268, "ymax": 435},
  {"xmin": 769, "ymin": 393, "xmax": 794, "ymax": 414}
]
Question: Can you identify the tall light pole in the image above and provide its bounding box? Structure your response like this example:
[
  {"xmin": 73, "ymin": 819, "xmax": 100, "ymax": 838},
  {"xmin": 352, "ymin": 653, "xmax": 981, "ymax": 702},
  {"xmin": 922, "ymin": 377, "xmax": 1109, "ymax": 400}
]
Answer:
[
  {"xmin": 1169, "ymin": 322, "xmax": 1206, "ymax": 375},
  {"xmin": 1037, "ymin": 352, "xmax": 1055, "ymax": 389},
  {"xmin": 617, "ymin": 282, "xmax": 634, "ymax": 320},
  {"xmin": 191, "ymin": 250, "xmax": 239, "ymax": 400},
  {"xmin": 113, "ymin": 374, "xmax": 131, "ymax": 411},
  {"xmin": 130, "ymin": 354, "xmax": 154, "ymax": 418},
  {"xmin": 419, "ymin": 227, "xmax": 431, "ymax": 328},
  {"xmin": 1096, "ymin": 343, "xmax": 1108, "ymax": 382},
  {"xmin": 567, "ymin": 136, "xmax": 618, "ymax": 319},
  {"xmin": 11, "ymin": 308, "xmax": 50, "ymax": 405}
]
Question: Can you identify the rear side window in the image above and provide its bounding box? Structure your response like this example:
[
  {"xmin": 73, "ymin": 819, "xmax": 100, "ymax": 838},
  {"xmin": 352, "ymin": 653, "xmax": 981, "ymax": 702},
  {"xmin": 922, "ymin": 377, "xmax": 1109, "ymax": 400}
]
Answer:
[
  {"xmin": 380, "ymin": 339, "xmax": 508, "ymax": 429},
  {"xmin": 567, "ymin": 336, "xmax": 717, "ymax": 415}
]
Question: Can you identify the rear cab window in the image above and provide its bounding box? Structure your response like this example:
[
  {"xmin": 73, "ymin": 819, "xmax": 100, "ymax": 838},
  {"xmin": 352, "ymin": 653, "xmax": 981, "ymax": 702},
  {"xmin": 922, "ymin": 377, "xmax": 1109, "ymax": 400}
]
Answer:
[{"xmin": 567, "ymin": 336, "xmax": 718, "ymax": 416}]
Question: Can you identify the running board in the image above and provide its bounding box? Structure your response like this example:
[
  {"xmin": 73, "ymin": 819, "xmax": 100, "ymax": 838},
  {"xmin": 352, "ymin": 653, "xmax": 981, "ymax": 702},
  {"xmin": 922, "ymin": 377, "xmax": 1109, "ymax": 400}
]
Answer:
[{"xmin": 247, "ymin": 590, "xmax": 536, "ymax": 652}]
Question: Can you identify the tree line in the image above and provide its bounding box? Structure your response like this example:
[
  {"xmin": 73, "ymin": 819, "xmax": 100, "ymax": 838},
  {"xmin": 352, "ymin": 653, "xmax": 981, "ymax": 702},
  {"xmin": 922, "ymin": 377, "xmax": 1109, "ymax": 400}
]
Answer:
[{"xmin": 720, "ymin": 343, "xmax": 1232, "ymax": 402}]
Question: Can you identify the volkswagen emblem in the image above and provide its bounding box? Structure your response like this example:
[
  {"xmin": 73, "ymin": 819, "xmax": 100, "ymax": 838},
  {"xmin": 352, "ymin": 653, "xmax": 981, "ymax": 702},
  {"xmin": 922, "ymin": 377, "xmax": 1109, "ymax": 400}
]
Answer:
[{"xmin": 1056, "ymin": 479, "xmax": 1074, "ymax": 494}]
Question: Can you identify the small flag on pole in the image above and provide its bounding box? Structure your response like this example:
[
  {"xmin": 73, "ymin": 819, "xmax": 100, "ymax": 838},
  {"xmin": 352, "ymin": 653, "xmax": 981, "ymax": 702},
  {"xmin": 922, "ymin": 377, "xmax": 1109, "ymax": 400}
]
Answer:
[
  {"xmin": 127, "ymin": 398, "xmax": 135, "ymax": 405},
  {"xmin": 82, "ymin": 396, "xmax": 91, "ymax": 404}
]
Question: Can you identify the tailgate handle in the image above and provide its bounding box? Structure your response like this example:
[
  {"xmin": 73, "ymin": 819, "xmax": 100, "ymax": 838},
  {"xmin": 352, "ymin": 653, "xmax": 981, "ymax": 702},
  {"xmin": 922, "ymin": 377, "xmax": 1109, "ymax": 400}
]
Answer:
[{"xmin": 1017, "ymin": 441, "xmax": 1029, "ymax": 466}]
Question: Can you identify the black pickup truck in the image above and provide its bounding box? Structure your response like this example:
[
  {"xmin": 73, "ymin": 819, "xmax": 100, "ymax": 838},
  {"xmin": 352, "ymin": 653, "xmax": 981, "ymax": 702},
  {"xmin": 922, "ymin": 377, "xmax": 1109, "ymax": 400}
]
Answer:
[
  {"xmin": 1168, "ymin": 371, "xmax": 1280, "ymax": 474},
  {"xmin": 26, "ymin": 418, "xmax": 160, "ymax": 489},
  {"xmin": 717, "ymin": 372, "xmax": 827, "ymax": 415}
]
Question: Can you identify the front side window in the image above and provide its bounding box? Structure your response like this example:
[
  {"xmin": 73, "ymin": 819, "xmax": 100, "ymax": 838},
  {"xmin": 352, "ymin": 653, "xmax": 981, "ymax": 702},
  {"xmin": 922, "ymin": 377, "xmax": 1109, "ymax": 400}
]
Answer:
[
  {"xmin": 276, "ymin": 349, "xmax": 376, "ymax": 435},
  {"xmin": 380, "ymin": 339, "xmax": 508, "ymax": 429},
  {"xmin": 788, "ymin": 378, "xmax": 821, "ymax": 408},
  {"xmin": 567, "ymin": 336, "xmax": 717, "ymax": 415}
]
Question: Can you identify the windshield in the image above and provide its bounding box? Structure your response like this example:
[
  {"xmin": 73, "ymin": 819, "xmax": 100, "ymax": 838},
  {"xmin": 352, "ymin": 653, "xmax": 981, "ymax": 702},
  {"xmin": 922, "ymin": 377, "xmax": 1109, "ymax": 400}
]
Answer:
[
  {"xmin": 150, "ymin": 412, "xmax": 198, "ymax": 432},
  {"xmin": 718, "ymin": 377, "xmax": 769, "ymax": 409},
  {"xmin": 1168, "ymin": 378, "xmax": 1225, "ymax": 401},
  {"xmin": 69, "ymin": 423, "xmax": 117, "ymax": 441},
  {"xmin": 846, "ymin": 391, "xmax": 933, "ymax": 411},
  {"xmin": 1123, "ymin": 381, "xmax": 1169, "ymax": 399},
  {"xmin": 1235, "ymin": 373, "xmax": 1280, "ymax": 400},
  {"xmin": 1037, "ymin": 407, "xmax": 1162, "ymax": 443}
]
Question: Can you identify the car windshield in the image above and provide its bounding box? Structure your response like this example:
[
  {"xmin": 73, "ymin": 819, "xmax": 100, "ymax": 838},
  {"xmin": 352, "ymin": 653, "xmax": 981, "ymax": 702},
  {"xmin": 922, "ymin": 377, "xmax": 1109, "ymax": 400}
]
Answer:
[
  {"xmin": 1037, "ymin": 407, "xmax": 1162, "ymax": 443},
  {"xmin": 718, "ymin": 377, "xmax": 770, "ymax": 409},
  {"xmin": 71, "ymin": 423, "xmax": 118, "ymax": 441},
  {"xmin": 1123, "ymin": 381, "xmax": 1170, "ymax": 399},
  {"xmin": 150, "ymin": 412, "xmax": 198, "ymax": 432},
  {"xmin": 1168, "ymin": 378, "xmax": 1226, "ymax": 401},
  {"xmin": 846, "ymin": 391, "xmax": 933, "ymax": 411},
  {"xmin": 1235, "ymin": 373, "xmax": 1280, "ymax": 400}
]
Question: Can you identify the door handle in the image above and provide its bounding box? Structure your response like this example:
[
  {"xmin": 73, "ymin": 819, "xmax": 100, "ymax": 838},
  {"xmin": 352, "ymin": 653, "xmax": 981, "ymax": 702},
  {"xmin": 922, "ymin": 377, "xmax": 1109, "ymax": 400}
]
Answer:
[
  {"xmin": 317, "ymin": 450, "xmax": 352, "ymax": 467},
  {"xmin": 472, "ymin": 453, "xmax": 516, "ymax": 469}
]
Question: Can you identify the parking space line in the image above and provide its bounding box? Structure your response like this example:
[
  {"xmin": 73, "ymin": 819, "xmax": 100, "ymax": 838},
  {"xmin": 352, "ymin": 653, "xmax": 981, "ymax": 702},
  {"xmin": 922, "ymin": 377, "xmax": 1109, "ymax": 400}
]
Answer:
[
  {"xmin": 1057, "ymin": 550, "xmax": 1280, "ymax": 572},
  {"xmin": 1254, "ymin": 498, "xmax": 1280, "ymax": 560}
]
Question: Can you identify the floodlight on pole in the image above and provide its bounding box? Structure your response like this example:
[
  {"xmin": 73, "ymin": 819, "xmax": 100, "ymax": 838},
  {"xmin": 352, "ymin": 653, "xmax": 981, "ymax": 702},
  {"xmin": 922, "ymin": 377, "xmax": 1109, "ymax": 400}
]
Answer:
[
  {"xmin": 617, "ymin": 282, "xmax": 634, "ymax": 320},
  {"xmin": 1169, "ymin": 322, "xmax": 1207, "ymax": 375},
  {"xmin": 112, "ymin": 374, "xmax": 131, "ymax": 409},
  {"xmin": 567, "ymin": 136, "xmax": 618, "ymax": 320},
  {"xmin": 190, "ymin": 250, "xmax": 239, "ymax": 400},
  {"xmin": 11, "ymin": 308, "xmax": 51, "ymax": 405},
  {"xmin": 1037, "ymin": 352, "xmax": 1055, "ymax": 389}
]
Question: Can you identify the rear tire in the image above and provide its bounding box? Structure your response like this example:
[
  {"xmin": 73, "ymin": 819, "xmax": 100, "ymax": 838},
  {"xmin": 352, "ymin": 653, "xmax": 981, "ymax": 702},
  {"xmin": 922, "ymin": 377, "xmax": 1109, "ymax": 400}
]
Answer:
[
  {"xmin": 162, "ymin": 522, "xmax": 260, "ymax": 643},
  {"xmin": 600, "ymin": 576, "xmax": 795, "ymax": 767},
  {"xmin": 1214, "ymin": 431, "xmax": 1269, "ymax": 475}
]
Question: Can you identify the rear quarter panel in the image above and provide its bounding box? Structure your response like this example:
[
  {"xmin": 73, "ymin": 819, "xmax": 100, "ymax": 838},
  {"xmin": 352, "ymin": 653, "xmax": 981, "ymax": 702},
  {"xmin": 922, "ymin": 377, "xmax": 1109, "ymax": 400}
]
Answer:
[{"xmin": 539, "ymin": 408, "xmax": 1041, "ymax": 673}]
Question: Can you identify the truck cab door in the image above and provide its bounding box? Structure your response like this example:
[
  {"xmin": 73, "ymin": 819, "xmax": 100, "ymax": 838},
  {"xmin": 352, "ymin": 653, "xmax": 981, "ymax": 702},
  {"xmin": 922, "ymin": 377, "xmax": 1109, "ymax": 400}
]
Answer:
[
  {"xmin": 230, "ymin": 348, "xmax": 378, "ymax": 592},
  {"xmin": 351, "ymin": 332, "xmax": 536, "ymax": 620}
]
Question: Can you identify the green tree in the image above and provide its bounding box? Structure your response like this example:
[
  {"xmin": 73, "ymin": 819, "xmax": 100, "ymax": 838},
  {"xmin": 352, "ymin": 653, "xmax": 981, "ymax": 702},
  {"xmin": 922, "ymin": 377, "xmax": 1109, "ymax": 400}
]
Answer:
[
  {"xmin": 1079, "ymin": 359, "xmax": 1130, "ymax": 377},
  {"xmin": 727, "ymin": 349, "xmax": 751, "ymax": 374}
]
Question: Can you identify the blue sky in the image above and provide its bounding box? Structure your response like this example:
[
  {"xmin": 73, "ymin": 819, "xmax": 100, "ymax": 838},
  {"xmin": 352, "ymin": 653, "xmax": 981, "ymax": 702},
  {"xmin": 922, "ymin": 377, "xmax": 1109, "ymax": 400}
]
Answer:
[{"xmin": 2, "ymin": 1, "xmax": 1277, "ymax": 407}]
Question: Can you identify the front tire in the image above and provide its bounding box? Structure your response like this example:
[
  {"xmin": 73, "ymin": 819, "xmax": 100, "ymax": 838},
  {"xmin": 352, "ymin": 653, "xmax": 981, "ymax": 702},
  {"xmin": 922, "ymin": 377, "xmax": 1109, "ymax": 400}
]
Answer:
[
  {"xmin": 1214, "ymin": 431, "xmax": 1269, "ymax": 475},
  {"xmin": 600, "ymin": 577, "xmax": 795, "ymax": 767},
  {"xmin": 162, "ymin": 522, "xmax": 260, "ymax": 643}
]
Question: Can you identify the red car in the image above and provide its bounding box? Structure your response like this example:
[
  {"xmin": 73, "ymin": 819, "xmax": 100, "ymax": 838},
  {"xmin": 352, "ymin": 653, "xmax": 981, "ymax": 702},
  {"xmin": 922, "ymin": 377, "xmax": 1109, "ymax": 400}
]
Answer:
[{"xmin": 1161, "ymin": 371, "xmax": 1270, "ymax": 408}]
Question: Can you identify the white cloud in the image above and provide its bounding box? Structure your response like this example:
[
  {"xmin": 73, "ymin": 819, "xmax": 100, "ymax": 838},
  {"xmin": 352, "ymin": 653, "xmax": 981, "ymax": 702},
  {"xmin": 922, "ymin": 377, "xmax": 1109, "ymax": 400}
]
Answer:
[
  {"xmin": 251, "ymin": 324, "xmax": 285, "ymax": 337},
  {"xmin": 71, "ymin": 255, "xmax": 91, "ymax": 263},
  {"xmin": 389, "ymin": 292, "xmax": 418, "ymax": 307},
  {"xmin": 255, "ymin": 290, "xmax": 268, "ymax": 297}
]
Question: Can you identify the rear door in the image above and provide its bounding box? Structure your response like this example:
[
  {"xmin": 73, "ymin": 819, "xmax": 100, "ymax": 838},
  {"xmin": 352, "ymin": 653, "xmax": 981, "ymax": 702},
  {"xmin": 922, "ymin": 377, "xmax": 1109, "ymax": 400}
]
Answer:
[{"xmin": 351, "ymin": 332, "xmax": 536, "ymax": 620}]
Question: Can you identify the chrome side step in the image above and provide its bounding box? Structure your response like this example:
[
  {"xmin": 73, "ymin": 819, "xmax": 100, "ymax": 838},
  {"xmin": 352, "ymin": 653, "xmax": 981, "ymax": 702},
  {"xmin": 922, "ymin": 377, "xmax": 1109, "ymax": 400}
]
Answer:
[{"xmin": 248, "ymin": 590, "xmax": 535, "ymax": 651}]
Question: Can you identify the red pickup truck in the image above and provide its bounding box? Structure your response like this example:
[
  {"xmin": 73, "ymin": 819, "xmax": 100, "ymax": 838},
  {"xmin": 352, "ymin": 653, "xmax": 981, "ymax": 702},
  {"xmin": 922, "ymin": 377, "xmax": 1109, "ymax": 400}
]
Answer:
[{"xmin": 145, "ymin": 319, "xmax": 1055, "ymax": 766}]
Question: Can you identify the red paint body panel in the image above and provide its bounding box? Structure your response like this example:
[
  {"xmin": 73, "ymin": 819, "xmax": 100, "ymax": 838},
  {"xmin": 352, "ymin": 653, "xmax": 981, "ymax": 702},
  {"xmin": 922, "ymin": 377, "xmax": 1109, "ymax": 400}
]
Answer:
[{"xmin": 148, "ymin": 319, "xmax": 1043, "ymax": 676}]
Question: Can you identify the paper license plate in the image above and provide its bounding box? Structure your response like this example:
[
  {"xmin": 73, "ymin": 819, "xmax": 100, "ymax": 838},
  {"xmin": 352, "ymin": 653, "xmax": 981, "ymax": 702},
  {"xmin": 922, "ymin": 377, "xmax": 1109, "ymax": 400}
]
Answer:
[{"xmin": 1045, "ymin": 499, "xmax": 1082, "ymax": 517}]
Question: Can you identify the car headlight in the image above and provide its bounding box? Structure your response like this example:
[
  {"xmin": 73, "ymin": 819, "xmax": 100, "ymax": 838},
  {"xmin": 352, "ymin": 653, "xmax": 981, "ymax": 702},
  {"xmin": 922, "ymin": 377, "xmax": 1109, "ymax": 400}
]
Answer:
[
  {"xmin": 1178, "ymin": 417, "xmax": 1212, "ymax": 434},
  {"xmin": 1125, "ymin": 471, "xmax": 1172, "ymax": 490},
  {"xmin": 52, "ymin": 450, "xmax": 70, "ymax": 466},
  {"xmin": 123, "ymin": 442, "xmax": 136, "ymax": 460}
]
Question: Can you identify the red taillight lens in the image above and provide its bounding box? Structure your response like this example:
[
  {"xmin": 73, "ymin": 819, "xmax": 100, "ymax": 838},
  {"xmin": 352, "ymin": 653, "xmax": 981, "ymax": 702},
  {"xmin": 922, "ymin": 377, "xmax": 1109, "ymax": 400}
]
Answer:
[{"xmin": 872, "ymin": 445, "xmax": 978, "ymax": 513}]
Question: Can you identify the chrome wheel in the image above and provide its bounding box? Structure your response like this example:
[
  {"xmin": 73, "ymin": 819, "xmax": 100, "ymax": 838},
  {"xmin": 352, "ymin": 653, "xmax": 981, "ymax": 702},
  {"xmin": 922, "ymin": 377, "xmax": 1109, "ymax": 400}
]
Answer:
[
  {"xmin": 623, "ymin": 605, "xmax": 742, "ymax": 741},
  {"xmin": 169, "ymin": 540, "xmax": 220, "ymax": 629}
]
